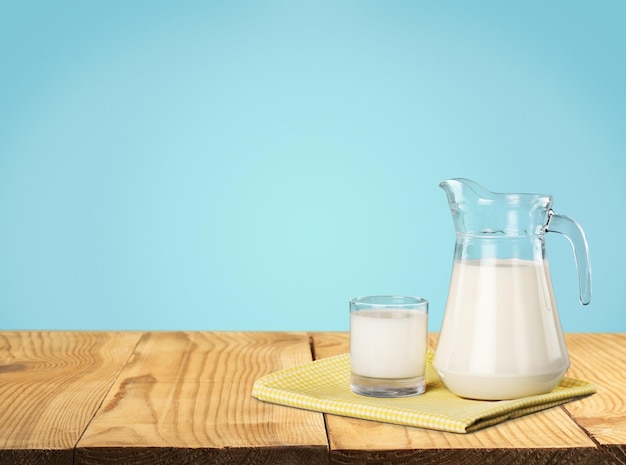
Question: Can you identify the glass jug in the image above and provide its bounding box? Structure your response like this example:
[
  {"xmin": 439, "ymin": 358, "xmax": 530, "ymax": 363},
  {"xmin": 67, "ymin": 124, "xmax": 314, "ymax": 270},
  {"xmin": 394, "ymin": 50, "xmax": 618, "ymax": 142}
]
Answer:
[{"xmin": 433, "ymin": 179, "xmax": 591, "ymax": 400}]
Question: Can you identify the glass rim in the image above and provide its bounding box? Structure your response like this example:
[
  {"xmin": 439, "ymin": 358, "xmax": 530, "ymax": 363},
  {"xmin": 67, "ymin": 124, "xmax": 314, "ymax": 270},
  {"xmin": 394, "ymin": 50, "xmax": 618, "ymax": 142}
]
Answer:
[{"xmin": 350, "ymin": 295, "xmax": 428, "ymax": 308}]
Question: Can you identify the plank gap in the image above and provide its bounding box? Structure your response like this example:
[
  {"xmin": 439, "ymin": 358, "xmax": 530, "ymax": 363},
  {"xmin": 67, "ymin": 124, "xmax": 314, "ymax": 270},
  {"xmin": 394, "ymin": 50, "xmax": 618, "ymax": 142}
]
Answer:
[
  {"xmin": 560, "ymin": 404, "xmax": 602, "ymax": 449},
  {"xmin": 71, "ymin": 332, "xmax": 147, "ymax": 464},
  {"xmin": 308, "ymin": 332, "xmax": 333, "ymax": 462},
  {"xmin": 308, "ymin": 334, "xmax": 317, "ymax": 362}
]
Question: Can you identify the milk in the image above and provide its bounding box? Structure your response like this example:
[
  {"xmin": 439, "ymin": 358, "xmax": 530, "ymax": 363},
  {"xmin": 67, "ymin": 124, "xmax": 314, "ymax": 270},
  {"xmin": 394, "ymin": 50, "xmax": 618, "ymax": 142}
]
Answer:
[
  {"xmin": 350, "ymin": 309, "xmax": 428, "ymax": 379},
  {"xmin": 434, "ymin": 258, "xmax": 570, "ymax": 400}
]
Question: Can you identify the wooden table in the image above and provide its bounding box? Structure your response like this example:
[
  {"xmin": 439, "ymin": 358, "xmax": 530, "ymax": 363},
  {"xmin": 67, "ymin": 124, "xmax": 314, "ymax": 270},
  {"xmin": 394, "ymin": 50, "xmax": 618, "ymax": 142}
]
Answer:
[{"xmin": 1, "ymin": 331, "xmax": 624, "ymax": 465}]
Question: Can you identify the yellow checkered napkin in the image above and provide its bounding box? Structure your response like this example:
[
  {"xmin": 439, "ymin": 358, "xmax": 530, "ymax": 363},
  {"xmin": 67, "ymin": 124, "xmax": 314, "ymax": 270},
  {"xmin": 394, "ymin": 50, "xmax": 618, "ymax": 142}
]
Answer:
[{"xmin": 251, "ymin": 351, "xmax": 595, "ymax": 433}]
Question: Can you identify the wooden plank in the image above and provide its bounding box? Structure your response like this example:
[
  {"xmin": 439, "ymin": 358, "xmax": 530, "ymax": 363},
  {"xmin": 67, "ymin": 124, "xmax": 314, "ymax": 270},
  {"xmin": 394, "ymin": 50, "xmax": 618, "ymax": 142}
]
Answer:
[
  {"xmin": 75, "ymin": 331, "xmax": 328, "ymax": 465},
  {"xmin": 310, "ymin": 332, "xmax": 604, "ymax": 465},
  {"xmin": 0, "ymin": 331, "xmax": 142, "ymax": 465},
  {"xmin": 564, "ymin": 333, "xmax": 626, "ymax": 464}
]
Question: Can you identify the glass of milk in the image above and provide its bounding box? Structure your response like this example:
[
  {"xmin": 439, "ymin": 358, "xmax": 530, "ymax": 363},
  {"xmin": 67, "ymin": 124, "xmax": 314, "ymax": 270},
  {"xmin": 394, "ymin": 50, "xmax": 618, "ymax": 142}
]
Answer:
[{"xmin": 349, "ymin": 295, "xmax": 428, "ymax": 397}]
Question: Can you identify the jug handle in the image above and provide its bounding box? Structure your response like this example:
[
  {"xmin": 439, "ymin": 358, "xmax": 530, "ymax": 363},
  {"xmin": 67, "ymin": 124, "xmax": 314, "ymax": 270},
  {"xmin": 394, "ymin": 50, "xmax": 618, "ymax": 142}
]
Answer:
[{"xmin": 545, "ymin": 209, "xmax": 592, "ymax": 305}]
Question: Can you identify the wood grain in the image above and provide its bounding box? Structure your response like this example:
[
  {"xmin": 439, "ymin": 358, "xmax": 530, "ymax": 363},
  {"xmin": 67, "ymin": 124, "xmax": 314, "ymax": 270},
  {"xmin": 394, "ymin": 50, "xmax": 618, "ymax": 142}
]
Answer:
[
  {"xmin": 75, "ymin": 331, "xmax": 328, "ymax": 465},
  {"xmin": 310, "ymin": 332, "xmax": 605, "ymax": 465},
  {"xmin": 0, "ymin": 331, "xmax": 142, "ymax": 465},
  {"xmin": 564, "ymin": 333, "xmax": 626, "ymax": 464},
  {"xmin": 2, "ymin": 331, "xmax": 625, "ymax": 465}
]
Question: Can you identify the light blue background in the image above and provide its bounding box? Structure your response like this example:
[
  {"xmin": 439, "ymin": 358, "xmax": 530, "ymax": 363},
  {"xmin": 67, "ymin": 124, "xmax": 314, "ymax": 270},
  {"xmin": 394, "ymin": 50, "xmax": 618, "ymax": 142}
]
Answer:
[{"xmin": 1, "ymin": 1, "xmax": 624, "ymax": 332}]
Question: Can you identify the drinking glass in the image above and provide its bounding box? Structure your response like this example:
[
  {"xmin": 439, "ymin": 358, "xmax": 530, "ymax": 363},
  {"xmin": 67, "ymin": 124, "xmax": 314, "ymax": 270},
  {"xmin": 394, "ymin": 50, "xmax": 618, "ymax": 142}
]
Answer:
[{"xmin": 350, "ymin": 295, "xmax": 428, "ymax": 397}]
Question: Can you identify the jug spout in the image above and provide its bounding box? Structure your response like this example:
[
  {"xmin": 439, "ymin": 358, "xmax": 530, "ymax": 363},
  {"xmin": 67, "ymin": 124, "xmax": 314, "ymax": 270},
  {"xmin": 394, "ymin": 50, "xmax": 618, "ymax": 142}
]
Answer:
[
  {"xmin": 439, "ymin": 178, "xmax": 500, "ymax": 205},
  {"xmin": 439, "ymin": 178, "xmax": 552, "ymax": 236}
]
